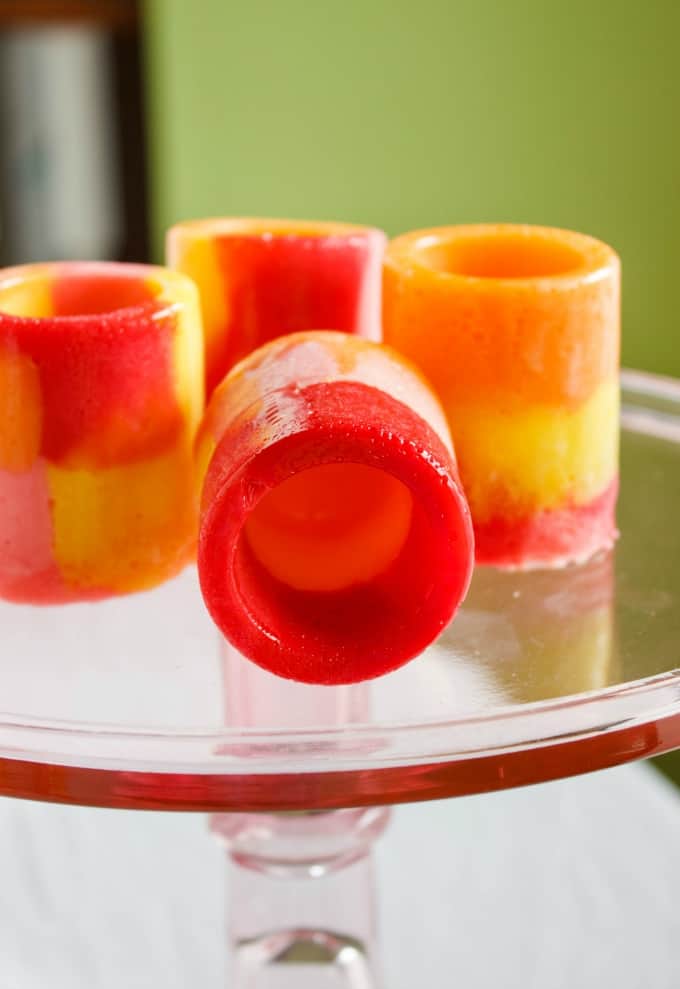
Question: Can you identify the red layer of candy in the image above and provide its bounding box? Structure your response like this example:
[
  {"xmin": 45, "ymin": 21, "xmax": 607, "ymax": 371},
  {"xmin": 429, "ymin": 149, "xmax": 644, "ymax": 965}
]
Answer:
[
  {"xmin": 474, "ymin": 479, "xmax": 619, "ymax": 569},
  {"xmin": 210, "ymin": 234, "xmax": 380, "ymax": 394},
  {"xmin": 0, "ymin": 299, "xmax": 183, "ymax": 468},
  {"xmin": 52, "ymin": 270, "xmax": 156, "ymax": 317},
  {"xmin": 199, "ymin": 379, "xmax": 474, "ymax": 685}
]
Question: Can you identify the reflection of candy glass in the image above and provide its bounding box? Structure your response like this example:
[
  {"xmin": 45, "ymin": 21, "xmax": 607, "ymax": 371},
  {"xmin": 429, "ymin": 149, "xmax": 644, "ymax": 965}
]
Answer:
[
  {"xmin": 197, "ymin": 331, "xmax": 474, "ymax": 685},
  {"xmin": 450, "ymin": 551, "xmax": 617, "ymax": 703},
  {"xmin": 220, "ymin": 636, "xmax": 370, "ymax": 730},
  {"xmin": 166, "ymin": 217, "xmax": 386, "ymax": 397},
  {"xmin": 383, "ymin": 224, "xmax": 620, "ymax": 568},
  {"xmin": 0, "ymin": 262, "xmax": 204, "ymax": 604}
]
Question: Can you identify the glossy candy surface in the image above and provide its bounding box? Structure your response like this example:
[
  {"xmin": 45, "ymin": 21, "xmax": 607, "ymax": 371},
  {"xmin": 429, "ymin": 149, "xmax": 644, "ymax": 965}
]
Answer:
[
  {"xmin": 383, "ymin": 224, "xmax": 620, "ymax": 567},
  {"xmin": 167, "ymin": 218, "xmax": 386, "ymax": 397},
  {"xmin": 0, "ymin": 262, "xmax": 204, "ymax": 603},
  {"xmin": 196, "ymin": 331, "xmax": 474, "ymax": 684}
]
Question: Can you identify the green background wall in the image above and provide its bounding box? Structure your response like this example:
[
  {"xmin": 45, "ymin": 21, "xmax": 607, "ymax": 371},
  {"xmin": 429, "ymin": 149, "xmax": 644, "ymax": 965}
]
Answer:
[{"xmin": 144, "ymin": 0, "xmax": 680, "ymax": 375}]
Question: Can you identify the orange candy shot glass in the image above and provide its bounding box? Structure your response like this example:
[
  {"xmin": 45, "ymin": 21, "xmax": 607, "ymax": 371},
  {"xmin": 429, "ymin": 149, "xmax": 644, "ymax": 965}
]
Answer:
[
  {"xmin": 196, "ymin": 331, "xmax": 474, "ymax": 685},
  {"xmin": 0, "ymin": 262, "xmax": 204, "ymax": 604},
  {"xmin": 383, "ymin": 224, "xmax": 621, "ymax": 568},
  {"xmin": 166, "ymin": 217, "xmax": 386, "ymax": 398}
]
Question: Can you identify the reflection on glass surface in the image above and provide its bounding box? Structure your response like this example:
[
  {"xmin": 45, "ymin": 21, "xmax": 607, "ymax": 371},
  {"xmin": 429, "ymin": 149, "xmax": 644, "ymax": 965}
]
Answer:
[
  {"xmin": 221, "ymin": 637, "xmax": 369, "ymax": 731},
  {"xmin": 615, "ymin": 428, "xmax": 680, "ymax": 683},
  {"xmin": 448, "ymin": 552, "xmax": 616, "ymax": 704},
  {"xmin": 370, "ymin": 552, "xmax": 616, "ymax": 724},
  {"xmin": 0, "ymin": 567, "xmax": 223, "ymax": 730}
]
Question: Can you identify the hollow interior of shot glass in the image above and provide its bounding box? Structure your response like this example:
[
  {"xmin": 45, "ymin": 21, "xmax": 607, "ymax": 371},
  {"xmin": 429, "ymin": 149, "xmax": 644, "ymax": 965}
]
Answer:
[
  {"xmin": 234, "ymin": 462, "xmax": 450, "ymax": 667},
  {"xmin": 0, "ymin": 264, "xmax": 167, "ymax": 319},
  {"xmin": 244, "ymin": 463, "xmax": 414, "ymax": 593},
  {"xmin": 220, "ymin": 440, "xmax": 470, "ymax": 684},
  {"xmin": 414, "ymin": 227, "xmax": 590, "ymax": 280}
]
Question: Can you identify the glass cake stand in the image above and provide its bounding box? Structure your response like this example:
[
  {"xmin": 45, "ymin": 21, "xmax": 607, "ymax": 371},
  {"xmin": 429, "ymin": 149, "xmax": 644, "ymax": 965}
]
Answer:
[{"xmin": 2, "ymin": 369, "xmax": 680, "ymax": 987}]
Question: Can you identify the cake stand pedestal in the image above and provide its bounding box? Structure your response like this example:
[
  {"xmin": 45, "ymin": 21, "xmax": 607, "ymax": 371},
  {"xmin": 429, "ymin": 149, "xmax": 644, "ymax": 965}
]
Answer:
[{"xmin": 213, "ymin": 808, "xmax": 388, "ymax": 987}]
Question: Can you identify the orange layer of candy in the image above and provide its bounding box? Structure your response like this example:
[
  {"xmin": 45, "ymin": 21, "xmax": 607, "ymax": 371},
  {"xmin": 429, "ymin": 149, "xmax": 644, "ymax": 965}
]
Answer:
[
  {"xmin": 383, "ymin": 224, "xmax": 620, "ymax": 567},
  {"xmin": 196, "ymin": 331, "xmax": 473, "ymax": 684},
  {"xmin": 384, "ymin": 224, "xmax": 620, "ymax": 408},
  {"xmin": 0, "ymin": 262, "xmax": 204, "ymax": 603},
  {"xmin": 167, "ymin": 217, "xmax": 386, "ymax": 396}
]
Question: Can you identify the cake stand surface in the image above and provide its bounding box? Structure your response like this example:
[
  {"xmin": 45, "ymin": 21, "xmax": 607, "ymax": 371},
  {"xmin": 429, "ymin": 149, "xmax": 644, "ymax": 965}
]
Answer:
[{"xmin": 0, "ymin": 368, "xmax": 679, "ymax": 812}]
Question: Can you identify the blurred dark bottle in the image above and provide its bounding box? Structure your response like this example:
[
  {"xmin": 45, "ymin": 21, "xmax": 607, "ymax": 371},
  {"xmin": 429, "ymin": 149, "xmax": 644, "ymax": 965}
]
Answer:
[{"xmin": 0, "ymin": 1, "xmax": 149, "ymax": 265}]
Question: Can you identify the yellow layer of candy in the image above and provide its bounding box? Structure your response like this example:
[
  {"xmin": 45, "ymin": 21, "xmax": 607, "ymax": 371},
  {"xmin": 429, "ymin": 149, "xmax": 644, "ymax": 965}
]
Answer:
[
  {"xmin": 146, "ymin": 273, "xmax": 205, "ymax": 434},
  {"xmin": 166, "ymin": 235, "xmax": 227, "ymax": 365},
  {"xmin": 0, "ymin": 270, "xmax": 53, "ymax": 318},
  {"xmin": 48, "ymin": 443, "xmax": 197, "ymax": 594},
  {"xmin": 174, "ymin": 300, "xmax": 206, "ymax": 431},
  {"xmin": 195, "ymin": 432, "xmax": 217, "ymax": 502},
  {"xmin": 448, "ymin": 377, "xmax": 619, "ymax": 521}
]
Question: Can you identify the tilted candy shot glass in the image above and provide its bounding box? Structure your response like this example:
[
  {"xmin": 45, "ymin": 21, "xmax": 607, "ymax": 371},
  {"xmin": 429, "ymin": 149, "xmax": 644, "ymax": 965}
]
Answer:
[
  {"xmin": 0, "ymin": 262, "xmax": 204, "ymax": 603},
  {"xmin": 383, "ymin": 224, "xmax": 620, "ymax": 568},
  {"xmin": 166, "ymin": 217, "xmax": 386, "ymax": 397},
  {"xmin": 196, "ymin": 331, "xmax": 474, "ymax": 685}
]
